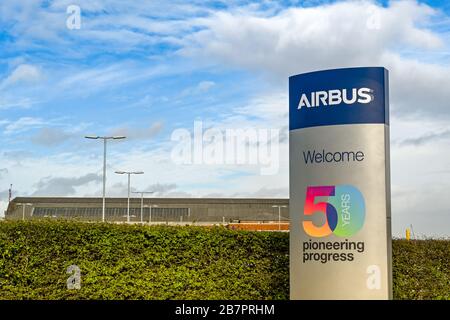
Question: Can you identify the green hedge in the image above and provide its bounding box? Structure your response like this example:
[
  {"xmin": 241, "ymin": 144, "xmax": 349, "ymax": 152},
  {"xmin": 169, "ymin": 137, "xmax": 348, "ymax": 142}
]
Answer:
[
  {"xmin": 0, "ymin": 221, "xmax": 288, "ymax": 299},
  {"xmin": 0, "ymin": 221, "xmax": 448, "ymax": 300},
  {"xmin": 393, "ymin": 239, "xmax": 450, "ymax": 300}
]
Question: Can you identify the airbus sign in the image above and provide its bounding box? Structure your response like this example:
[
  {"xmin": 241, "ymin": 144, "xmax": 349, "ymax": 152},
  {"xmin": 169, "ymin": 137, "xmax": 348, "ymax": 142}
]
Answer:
[
  {"xmin": 289, "ymin": 67, "xmax": 392, "ymax": 300},
  {"xmin": 297, "ymin": 88, "xmax": 374, "ymax": 109}
]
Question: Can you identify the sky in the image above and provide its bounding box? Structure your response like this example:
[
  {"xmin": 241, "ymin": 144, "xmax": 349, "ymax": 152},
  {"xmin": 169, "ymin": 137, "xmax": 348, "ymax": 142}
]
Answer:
[{"xmin": 0, "ymin": 0, "xmax": 450, "ymax": 237}]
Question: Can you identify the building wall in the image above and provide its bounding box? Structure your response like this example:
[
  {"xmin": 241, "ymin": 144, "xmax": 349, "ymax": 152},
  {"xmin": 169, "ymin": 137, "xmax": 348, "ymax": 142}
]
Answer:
[{"xmin": 6, "ymin": 197, "xmax": 290, "ymax": 222}]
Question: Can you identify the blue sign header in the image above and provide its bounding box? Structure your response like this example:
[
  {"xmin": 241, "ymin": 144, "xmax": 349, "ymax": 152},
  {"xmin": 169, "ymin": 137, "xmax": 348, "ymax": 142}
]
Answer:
[{"xmin": 289, "ymin": 67, "xmax": 389, "ymax": 130}]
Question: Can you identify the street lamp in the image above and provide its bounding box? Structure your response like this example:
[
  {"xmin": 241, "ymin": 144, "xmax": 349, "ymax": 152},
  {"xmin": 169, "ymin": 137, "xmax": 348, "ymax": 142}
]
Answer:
[
  {"xmin": 272, "ymin": 205, "xmax": 287, "ymax": 231},
  {"xmin": 85, "ymin": 135, "xmax": 126, "ymax": 222},
  {"xmin": 19, "ymin": 203, "xmax": 33, "ymax": 221},
  {"xmin": 115, "ymin": 171, "xmax": 144, "ymax": 223},
  {"xmin": 132, "ymin": 191, "xmax": 154, "ymax": 223}
]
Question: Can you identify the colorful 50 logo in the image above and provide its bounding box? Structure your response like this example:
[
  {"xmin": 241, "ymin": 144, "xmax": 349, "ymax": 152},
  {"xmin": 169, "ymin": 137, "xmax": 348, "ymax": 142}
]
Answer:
[{"xmin": 303, "ymin": 185, "xmax": 365, "ymax": 237}]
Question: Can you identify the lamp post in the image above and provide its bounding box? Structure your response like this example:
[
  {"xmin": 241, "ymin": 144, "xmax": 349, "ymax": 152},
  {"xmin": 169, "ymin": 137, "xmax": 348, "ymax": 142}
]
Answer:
[
  {"xmin": 115, "ymin": 171, "xmax": 144, "ymax": 223},
  {"xmin": 272, "ymin": 205, "xmax": 287, "ymax": 231},
  {"xmin": 85, "ymin": 135, "xmax": 126, "ymax": 222},
  {"xmin": 19, "ymin": 203, "xmax": 33, "ymax": 221},
  {"xmin": 132, "ymin": 191, "xmax": 154, "ymax": 223}
]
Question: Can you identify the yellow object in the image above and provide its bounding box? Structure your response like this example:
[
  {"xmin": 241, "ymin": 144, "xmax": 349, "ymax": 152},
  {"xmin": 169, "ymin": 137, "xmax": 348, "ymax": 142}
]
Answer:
[{"xmin": 406, "ymin": 228, "xmax": 411, "ymax": 241}]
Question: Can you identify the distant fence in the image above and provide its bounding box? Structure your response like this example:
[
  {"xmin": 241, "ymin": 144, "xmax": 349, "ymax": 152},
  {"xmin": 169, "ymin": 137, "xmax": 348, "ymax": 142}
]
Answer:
[{"xmin": 31, "ymin": 207, "xmax": 190, "ymax": 221}]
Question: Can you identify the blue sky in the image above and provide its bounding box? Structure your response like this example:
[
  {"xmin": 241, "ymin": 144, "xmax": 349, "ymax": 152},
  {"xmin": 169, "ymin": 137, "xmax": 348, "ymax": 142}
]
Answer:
[{"xmin": 1, "ymin": 0, "xmax": 450, "ymax": 236}]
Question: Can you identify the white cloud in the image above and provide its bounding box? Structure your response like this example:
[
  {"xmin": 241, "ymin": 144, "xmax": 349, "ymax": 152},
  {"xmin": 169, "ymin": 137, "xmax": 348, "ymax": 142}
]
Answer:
[
  {"xmin": 54, "ymin": 62, "xmax": 178, "ymax": 99},
  {"xmin": 0, "ymin": 97, "xmax": 37, "ymax": 110},
  {"xmin": 57, "ymin": 64, "xmax": 133, "ymax": 91},
  {"xmin": 0, "ymin": 0, "xmax": 210, "ymax": 59},
  {"xmin": 196, "ymin": 81, "xmax": 216, "ymax": 92},
  {"xmin": 385, "ymin": 53, "xmax": 450, "ymax": 119},
  {"xmin": 32, "ymin": 173, "xmax": 102, "ymax": 196},
  {"xmin": 1, "ymin": 64, "xmax": 42, "ymax": 89},
  {"xmin": 3, "ymin": 117, "xmax": 45, "ymax": 135},
  {"xmin": 31, "ymin": 127, "xmax": 74, "ymax": 146},
  {"xmin": 110, "ymin": 122, "xmax": 164, "ymax": 141},
  {"xmin": 232, "ymin": 92, "xmax": 288, "ymax": 123},
  {"xmin": 181, "ymin": 0, "xmax": 450, "ymax": 120},
  {"xmin": 182, "ymin": 1, "xmax": 441, "ymax": 72},
  {"xmin": 180, "ymin": 80, "xmax": 216, "ymax": 97}
]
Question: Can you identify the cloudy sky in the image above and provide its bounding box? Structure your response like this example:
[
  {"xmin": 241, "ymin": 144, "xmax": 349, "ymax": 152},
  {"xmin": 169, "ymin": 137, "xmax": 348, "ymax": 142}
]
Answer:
[{"xmin": 1, "ymin": 0, "xmax": 449, "ymax": 237}]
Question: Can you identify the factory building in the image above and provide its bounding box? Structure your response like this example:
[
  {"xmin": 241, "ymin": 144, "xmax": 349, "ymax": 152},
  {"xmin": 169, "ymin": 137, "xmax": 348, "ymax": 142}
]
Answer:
[{"xmin": 5, "ymin": 197, "xmax": 290, "ymax": 223}]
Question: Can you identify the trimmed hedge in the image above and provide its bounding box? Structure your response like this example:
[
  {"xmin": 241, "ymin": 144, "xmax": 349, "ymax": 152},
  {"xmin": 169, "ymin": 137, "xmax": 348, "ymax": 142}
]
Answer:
[
  {"xmin": 0, "ymin": 221, "xmax": 288, "ymax": 299},
  {"xmin": 393, "ymin": 239, "xmax": 450, "ymax": 300},
  {"xmin": 0, "ymin": 221, "xmax": 448, "ymax": 299}
]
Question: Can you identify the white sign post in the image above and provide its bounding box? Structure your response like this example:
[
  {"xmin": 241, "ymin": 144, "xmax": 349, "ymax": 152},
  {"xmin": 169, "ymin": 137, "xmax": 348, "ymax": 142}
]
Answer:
[{"xmin": 289, "ymin": 67, "xmax": 392, "ymax": 299}]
